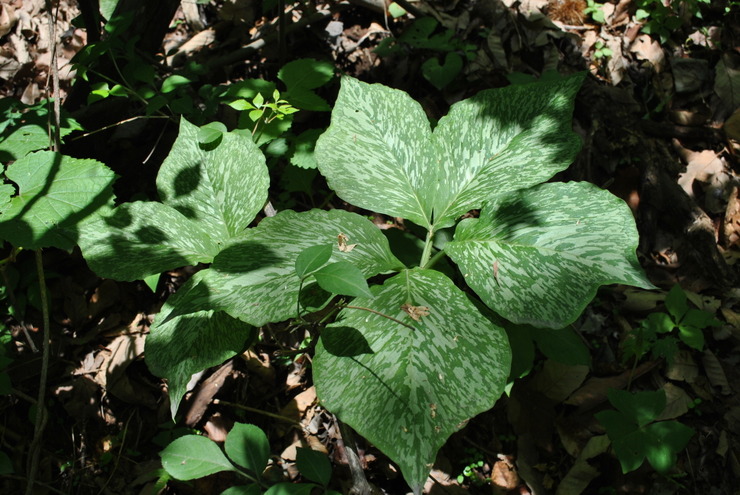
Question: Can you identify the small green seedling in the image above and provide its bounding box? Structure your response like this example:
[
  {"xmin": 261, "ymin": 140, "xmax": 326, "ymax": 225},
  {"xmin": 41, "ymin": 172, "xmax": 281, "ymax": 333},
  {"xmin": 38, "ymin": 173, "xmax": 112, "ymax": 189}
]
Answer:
[
  {"xmin": 595, "ymin": 389, "xmax": 694, "ymax": 473},
  {"xmin": 622, "ymin": 284, "xmax": 722, "ymax": 363},
  {"xmin": 584, "ymin": 0, "xmax": 606, "ymax": 24},
  {"xmin": 592, "ymin": 41, "xmax": 613, "ymax": 59},
  {"xmin": 160, "ymin": 422, "xmax": 339, "ymax": 494}
]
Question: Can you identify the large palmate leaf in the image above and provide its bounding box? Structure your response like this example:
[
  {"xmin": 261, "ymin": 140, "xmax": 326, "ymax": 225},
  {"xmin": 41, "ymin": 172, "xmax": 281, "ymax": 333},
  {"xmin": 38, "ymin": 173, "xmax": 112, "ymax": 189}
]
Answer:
[
  {"xmin": 79, "ymin": 118, "xmax": 268, "ymax": 280},
  {"xmin": 445, "ymin": 182, "xmax": 655, "ymax": 328},
  {"xmin": 146, "ymin": 308, "xmax": 256, "ymax": 417},
  {"xmin": 313, "ymin": 269, "xmax": 511, "ymax": 493},
  {"xmin": 0, "ymin": 151, "xmax": 114, "ymax": 250},
  {"xmin": 156, "ymin": 209, "xmax": 404, "ymax": 327},
  {"xmin": 316, "ymin": 74, "xmax": 584, "ymax": 231}
]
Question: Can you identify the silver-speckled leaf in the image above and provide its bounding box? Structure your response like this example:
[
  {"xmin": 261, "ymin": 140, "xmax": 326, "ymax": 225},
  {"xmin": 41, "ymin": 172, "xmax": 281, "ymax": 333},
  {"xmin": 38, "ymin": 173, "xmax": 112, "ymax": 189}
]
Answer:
[
  {"xmin": 313, "ymin": 269, "xmax": 511, "ymax": 493},
  {"xmin": 162, "ymin": 209, "xmax": 404, "ymax": 326},
  {"xmin": 157, "ymin": 118, "xmax": 269, "ymax": 240},
  {"xmin": 0, "ymin": 151, "xmax": 114, "ymax": 250},
  {"xmin": 316, "ymin": 74, "xmax": 585, "ymax": 231},
  {"xmin": 146, "ymin": 308, "xmax": 256, "ymax": 417},
  {"xmin": 446, "ymin": 182, "xmax": 656, "ymax": 328},
  {"xmin": 430, "ymin": 73, "xmax": 585, "ymax": 228},
  {"xmin": 315, "ymin": 78, "xmax": 435, "ymax": 228},
  {"xmin": 79, "ymin": 202, "xmax": 219, "ymax": 281}
]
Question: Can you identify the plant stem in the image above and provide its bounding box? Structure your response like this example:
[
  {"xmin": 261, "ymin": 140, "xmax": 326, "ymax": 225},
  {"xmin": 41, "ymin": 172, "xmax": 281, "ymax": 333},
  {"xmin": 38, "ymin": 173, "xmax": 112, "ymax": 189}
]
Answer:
[
  {"xmin": 341, "ymin": 305, "xmax": 415, "ymax": 331},
  {"xmin": 423, "ymin": 248, "xmax": 446, "ymax": 270},
  {"xmin": 25, "ymin": 250, "xmax": 50, "ymax": 495},
  {"xmin": 419, "ymin": 228, "xmax": 435, "ymax": 268},
  {"xmin": 212, "ymin": 399, "xmax": 302, "ymax": 426}
]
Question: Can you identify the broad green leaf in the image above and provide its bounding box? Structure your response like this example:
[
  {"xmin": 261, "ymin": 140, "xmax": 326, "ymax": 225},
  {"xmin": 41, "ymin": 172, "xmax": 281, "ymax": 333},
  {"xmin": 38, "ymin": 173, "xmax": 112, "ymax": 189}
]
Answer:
[
  {"xmin": 677, "ymin": 319, "xmax": 704, "ymax": 350},
  {"xmin": 160, "ymin": 209, "xmax": 403, "ymax": 326},
  {"xmin": 146, "ymin": 309, "xmax": 256, "ymax": 417},
  {"xmin": 264, "ymin": 483, "xmax": 316, "ymax": 495},
  {"xmin": 225, "ymin": 423, "xmax": 270, "ymax": 476},
  {"xmin": 296, "ymin": 447, "xmax": 332, "ymax": 486},
  {"xmin": 160, "ymin": 435, "xmax": 235, "ymax": 480},
  {"xmin": 222, "ymin": 486, "xmax": 261, "ymax": 495},
  {"xmin": 161, "ymin": 75, "xmax": 192, "ymax": 93},
  {"xmin": 531, "ymin": 326, "xmax": 590, "ymax": 366},
  {"xmin": 607, "ymin": 389, "xmax": 664, "ymax": 427},
  {"xmin": 278, "ymin": 59, "xmax": 334, "ymax": 90},
  {"xmin": 0, "ymin": 151, "xmax": 115, "ymax": 250},
  {"xmin": 289, "ymin": 128, "xmax": 322, "ymax": 169},
  {"xmin": 316, "ymin": 77, "xmax": 435, "ymax": 228},
  {"xmin": 284, "ymin": 88, "xmax": 330, "ymax": 112},
  {"xmin": 665, "ymin": 284, "xmax": 689, "ymax": 321},
  {"xmin": 198, "ymin": 122, "xmax": 228, "ymax": 145},
  {"xmin": 295, "ymin": 244, "xmax": 332, "ymax": 279},
  {"xmin": 0, "ymin": 450, "xmax": 12, "ymax": 474},
  {"xmin": 643, "ymin": 421, "xmax": 694, "ymax": 473},
  {"xmin": 314, "ymin": 269, "xmax": 511, "ymax": 492},
  {"xmin": 313, "ymin": 261, "xmax": 373, "ymax": 298},
  {"xmin": 0, "ymin": 101, "xmax": 82, "ymax": 160},
  {"xmin": 157, "ymin": 118, "xmax": 269, "ymax": 240},
  {"xmin": 446, "ymin": 182, "xmax": 655, "ymax": 328},
  {"xmin": 79, "ymin": 201, "xmax": 219, "ymax": 281},
  {"xmin": 430, "ymin": 73, "xmax": 584, "ymax": 228},
  {"xmin": 316, "ymin": 74, "xmax": 585, "ymax": 231}
]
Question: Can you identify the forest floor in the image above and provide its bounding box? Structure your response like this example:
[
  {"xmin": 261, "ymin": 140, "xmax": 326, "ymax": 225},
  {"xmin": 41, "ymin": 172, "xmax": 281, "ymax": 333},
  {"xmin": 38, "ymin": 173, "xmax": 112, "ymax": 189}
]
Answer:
[{"xmin": 1, "ymin": 0, "xmax": 740, "ymax": 494}]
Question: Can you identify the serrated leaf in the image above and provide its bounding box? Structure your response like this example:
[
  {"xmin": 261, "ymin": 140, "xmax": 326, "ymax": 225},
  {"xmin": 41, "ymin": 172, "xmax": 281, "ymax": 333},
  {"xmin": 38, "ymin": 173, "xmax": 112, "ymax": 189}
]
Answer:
[
  {"xmin": 296, "ymin": 447, "xmax": 332, "ymax": 486},
  {"xmin": 316, "ymin": 74, "xmax": 585, "ymax": 231},
  {"xmin": 295, "ymin": 244, "xmax": 333, "ymax": 279},
  {"xmin": 665, "ymin": 284, "xmax": 688, "ymax": 321},
  {"xmin": 79, "ymin": 201, "xmax": 219, "ymax": 281},
  {"xmin": 446, "ymin": 182, "xmax": 655, "ymax": 328},
  {"xmin": 225, "ymin": 423, "xmax": 270, "ymax": 476},
  {"xmin": 159, "ymin": 209, "xmax": 403, "ymax": 327},
  {"xmin": 0, "ymin": 101, "xmax": 82, "ymax": 160},
  {"xmin": 146, "ymin": 309, "xmax": 256, "ymax": 417},
  {"xmin": 278, "ymin": 59, "xmax": 334, "ymax": 90},
  {"xmin": 160, "ymin": 435, "xmax": 235, "ymax": 480},
  {"xmin": 314, "ymin": 269, "xmax": 511, "ymax": 492},
  {"xmin": 289, "ymin": 128, "xmax": 322, "ymax": 169},
  {"xmin": 157, "ymin": 118, "xmax": 268, "ymax": 240},
  {"xmin": 313, "ymin": 261, "xmax": 373, "ymax": 298},
  {"xmin": 283, "ymin": 88, "xmax": 330, "ymax": 111},
  {"xmin": 0, "ymin": 151, "xmax": 115, "ymax": 250}
]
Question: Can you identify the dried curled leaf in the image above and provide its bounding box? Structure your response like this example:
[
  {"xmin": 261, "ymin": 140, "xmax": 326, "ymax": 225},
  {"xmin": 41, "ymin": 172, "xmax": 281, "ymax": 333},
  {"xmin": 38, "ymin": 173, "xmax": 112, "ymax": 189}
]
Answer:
[
  {"xmin": 401, "ymin": 303, "xmax": 430, "ymax": 321},
  {"xmin": 337, "ymin": 232, "xmax": 358, "ymax": 252}
]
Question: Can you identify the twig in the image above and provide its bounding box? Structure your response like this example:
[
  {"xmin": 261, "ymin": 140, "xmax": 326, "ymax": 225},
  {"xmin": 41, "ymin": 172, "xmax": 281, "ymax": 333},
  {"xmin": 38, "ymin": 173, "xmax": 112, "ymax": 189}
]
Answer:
[
  {"xmin": 212, "ymin": 399, "xmax": 302, "ymax": 426},
  {"xmin": 337, "ymin": 419, "xmax": 373, "ymax": 495},
  {"xmin": 341, "ymin": 305, "xmax": 416, "ymax": 331},
  {"xmin": 25, "ymin": 250, "xmax": 51, "ymax": 495}
]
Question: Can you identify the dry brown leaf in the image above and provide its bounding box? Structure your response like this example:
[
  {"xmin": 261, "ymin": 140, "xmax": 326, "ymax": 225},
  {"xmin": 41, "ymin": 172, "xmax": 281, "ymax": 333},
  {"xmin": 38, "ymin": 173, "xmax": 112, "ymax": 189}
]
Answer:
[
  {"xmin": 491, "ymin": 455, "xmax": 520, "ymax": 492},
  {"xmin": 337, "ymin": 232, "xmax": 357, "ymax": 253},
  {"xmin": 530, "ymin": 360, "xmax": 589, "ymax": 403},
  {"xmin": 565, "ymin": 361, "xmax": 658, "ymax": 411},
  {"xmin": 703, "ymin": 349, "xmax": 731, "ymax": 395},
  {"xmin": 629, "ymin": 34, "xmax": 664, "ymax": 71},
  {"xmin": 665, "ymin": 350, "xmax": 700, "ymax": 382},
  {"xmin": 555, "ymin": 435, "xmax": 609, "ymax": 495},
  {"xmin": 401, "ymin": 303, "xmax": 430, "ymax": 322},
  {"xmin": 656, "ymin": 382, "xmax": 692, "ymax": 421}
]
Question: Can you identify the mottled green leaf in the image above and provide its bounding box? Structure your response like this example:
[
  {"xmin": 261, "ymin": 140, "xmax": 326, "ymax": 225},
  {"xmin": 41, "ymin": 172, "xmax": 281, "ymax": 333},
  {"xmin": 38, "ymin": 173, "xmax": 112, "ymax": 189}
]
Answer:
[
  {"xmin": 0, "ymin": 151, "xmax": 114, "ymax": 250},
  {"xmin": 79, "ymin": 202, "xmax": 218, "ymax": 281},
  {"xmin": 161, "ymin": 209, "xmax": 403, "ymax": 326},
  {"xmin": 146, "ymin": 308, "xmax": 256, "ymax": 417},
  {"xmin": 316, "ymin": 77, "xmax": 435, "ymax": 228},
  {"xmin": 446, "ymin": 182, "xmax": 655, "ymax": 328},
  {"xmin": 160, "ymin": 435, "xmax": 235, "ymax": 480},
  {"xmin": 313, "ymin": 261, "xmax": 373, "ymax": 298},
  {"xmin": 316, "ymin": 74, "xmax": 585, "ymax": 231},
  {"xmin": 157, "ymin": 118, "xmax": 269, "ymax": 240},
  {"xmin": 225, "ymin": 423, "xmax": 270, "ymax": 476},
  {"xmin": 314, "ymin": 269, "xmax": 511, "ymax": 492}
]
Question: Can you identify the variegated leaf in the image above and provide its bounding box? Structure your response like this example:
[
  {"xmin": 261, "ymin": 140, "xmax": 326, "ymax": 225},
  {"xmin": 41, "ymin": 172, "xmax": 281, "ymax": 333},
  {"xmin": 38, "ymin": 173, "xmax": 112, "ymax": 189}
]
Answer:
[
  {"xmin": 158, "ymin": 209, "xmax": 404, "ymax": 327},
  {"xmin": 315, "ymin": 74, "xmax": 584, "ymax": 231},
  {"xmin": 146, "ymin": 308, "xmax": 256, "ymax": 417},
  {"xmin": 156, "ymin": 118, "xmax": 269, "ymax": 240},
  {"xmin": 79, "ymin": 202, "xmax": 219, "ymax": 281},
  {"xmin": 313, "ymin": 269, "xmax": 511, "ymax": 493},
  {"xmin": 315, "ymin": 78, "xmax": 435, "ymax": 228},
  {"xmin": 446, "ymin": 182, "xmax": 656, "ymax": 328},
  {"xmin": 429, "ymin": 73, "xmax": 585, "ymax": 228}
]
